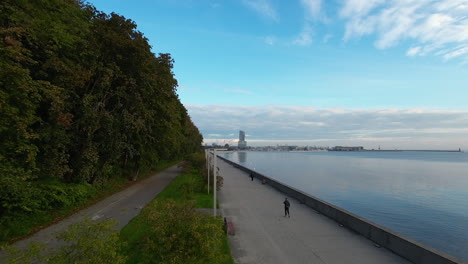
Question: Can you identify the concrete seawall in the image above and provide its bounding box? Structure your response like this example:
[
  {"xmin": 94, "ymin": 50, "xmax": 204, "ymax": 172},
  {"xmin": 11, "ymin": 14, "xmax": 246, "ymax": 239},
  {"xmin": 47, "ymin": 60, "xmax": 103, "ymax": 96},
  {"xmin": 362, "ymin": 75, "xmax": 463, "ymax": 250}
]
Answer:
[{"xmin": 218, "ymin": 156, "xmax": 465, "ymax": 264}]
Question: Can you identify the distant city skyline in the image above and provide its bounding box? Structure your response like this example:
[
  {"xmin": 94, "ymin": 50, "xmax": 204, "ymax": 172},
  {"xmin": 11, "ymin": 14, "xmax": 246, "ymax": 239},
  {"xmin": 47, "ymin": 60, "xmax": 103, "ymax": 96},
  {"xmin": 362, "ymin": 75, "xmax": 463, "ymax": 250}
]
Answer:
[
  {"xmin": 89, "ymin": 0, "xmax": 468, "ymax": 149},
  {"xmin": 192, "ymin": 105, "xmax": 467, "ymax": 150}
]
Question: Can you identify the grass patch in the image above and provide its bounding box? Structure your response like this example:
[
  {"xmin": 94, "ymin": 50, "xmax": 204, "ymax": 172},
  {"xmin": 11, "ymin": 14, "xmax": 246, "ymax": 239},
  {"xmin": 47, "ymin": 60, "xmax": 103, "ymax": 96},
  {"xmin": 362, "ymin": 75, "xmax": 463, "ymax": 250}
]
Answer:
[
  {"xmin": 154, "ymin": 168, "xmax": 215, "ymax": 208},
  {"xmin": 221, "ymin": 233, "xmax": 235, "ymax": 264},
  {"xmin": 120, "ymin": 166, "xmax": 234, "ymax": 264}
]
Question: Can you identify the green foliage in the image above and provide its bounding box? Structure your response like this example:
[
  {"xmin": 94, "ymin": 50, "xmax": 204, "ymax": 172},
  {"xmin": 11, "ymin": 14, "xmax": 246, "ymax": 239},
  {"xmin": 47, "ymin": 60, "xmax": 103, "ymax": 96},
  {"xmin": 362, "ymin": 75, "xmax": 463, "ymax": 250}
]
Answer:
[
  {"xmin": 3, "ymin": 242, "xmax": 46, "ymax": 264},
  {"xmin": 156, "ymin": 169, "xmax": 212, "ymax": 207},
  {"xmin": 0, "ymin": 181, "xmax": 96, "ymax": 242},
  {"xmin": 120, "ymin": 163, "xmax": 233, "ymax": 264},
  {"xmin": 221, "ymin": 233, "xmax": 235, "ymax": 264},
  {"xmin": 0, "ymin": 175, "xmax": 41, "ymax": 214},
  {"xmin": 187, "ymin": 152, "xmax": 207, "ymax": 172},
  {"xmin": 38, "ymin": 181, "xmax": 96, "ymax": 210},
  {"xmin": 5, "ymin": 219, "xmax": 127, "ymax": 264},
  {"xmin": 49, "ymin": 219, "xmax": 127, "ymax": 264},
  {"xmin": 0, "ymin": 178, "xmax": 95, "ymax": 215},
  {"xmin": 122, "ymin": 200, "xmax": 229, "ymax": 264},
  {"xmin": 0, "ymin": 0, "xmax": 203, "ymax": 241},
  {"xmin": 143, "ymin": 201, "xmax": 225, "ymax": 264}
]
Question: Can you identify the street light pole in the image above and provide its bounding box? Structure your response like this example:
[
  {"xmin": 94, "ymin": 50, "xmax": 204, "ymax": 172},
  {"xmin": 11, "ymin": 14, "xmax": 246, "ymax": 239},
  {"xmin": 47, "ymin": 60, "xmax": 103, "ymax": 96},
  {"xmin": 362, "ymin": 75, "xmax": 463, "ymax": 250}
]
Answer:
[
  {"xmin": 206, "ymin": 150, "xmax": 210, "ymax": 194},
  {"xmin": 213, "ymin": 149, "xmax": 217, "ymax": 217}
]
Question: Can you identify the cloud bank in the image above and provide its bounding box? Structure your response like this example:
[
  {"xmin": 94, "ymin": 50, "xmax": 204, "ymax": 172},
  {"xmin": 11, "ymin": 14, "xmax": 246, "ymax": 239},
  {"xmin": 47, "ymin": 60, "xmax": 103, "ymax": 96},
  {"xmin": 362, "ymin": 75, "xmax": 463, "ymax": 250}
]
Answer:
[
  {"xmin": 245, "ymin": 0, "xmax": 468, "ymax": 60},
  {"xmin": 340, "ymin": 0, "xmax": 468, "ymax": 60},
  {"xmin": 243, "ymin": 0, "xmax": 279, "ymax": 22},
  {"xmin": 186, "ymin": 104, "xmax": 468, "ymax": 149}
]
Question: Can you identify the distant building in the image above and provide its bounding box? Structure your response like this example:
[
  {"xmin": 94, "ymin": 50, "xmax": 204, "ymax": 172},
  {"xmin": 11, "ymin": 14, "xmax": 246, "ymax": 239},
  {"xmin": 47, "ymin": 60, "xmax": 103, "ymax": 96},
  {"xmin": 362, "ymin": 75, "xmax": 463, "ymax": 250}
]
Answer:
[
  {"xmin": 238, "ymin": 130, "xmax": 247, "ymax": 149},
  {"xmin": 277, "ymin": 145, "xmax": 298, "ymax": 151},
  {"xmin": 332, "ymin": 146, "xmax": 364, "ymax": 151}
]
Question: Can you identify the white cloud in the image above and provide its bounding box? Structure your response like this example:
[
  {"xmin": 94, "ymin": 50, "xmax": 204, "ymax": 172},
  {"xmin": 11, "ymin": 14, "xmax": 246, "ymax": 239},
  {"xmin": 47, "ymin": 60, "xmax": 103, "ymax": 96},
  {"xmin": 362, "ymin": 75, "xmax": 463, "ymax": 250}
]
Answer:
[
  {"xmin": 293, "ymin": 25, "xmax": 313, "ymax": 46},
  {"xmin": 340, "ymin": 0, "xmax": 385, "ymax": 18},
  {"xmin": 300, "ymin": 0, "xmax": 322, "ymax": 20},
  {"xmin": 406, "ymin": 46, "xmax": 421, "ymax": 56},
  {"xmin": 443, "ymin": 46, "xmax": 468, "ymax": 60},
  {"xmin": 187, "ymin": 104, "xmax": 468, "ymax": 149},
  {"xmin": 299, "ymin": 121, "xmax": 327, "ymax": 126},
  {"xmin": 243, "ymin": 0, "xmax": 278, "ymax": 22},
  {"xmin": 294, "ymin": 0, "xmax": 328, "ymax": 47},
  {"xmin": 340, "ymin": 0, "xmax": 468, "ymax": 60},
  {"xmin": 292, "ymin": 0, "xmax": 330, "ymax": 47}
]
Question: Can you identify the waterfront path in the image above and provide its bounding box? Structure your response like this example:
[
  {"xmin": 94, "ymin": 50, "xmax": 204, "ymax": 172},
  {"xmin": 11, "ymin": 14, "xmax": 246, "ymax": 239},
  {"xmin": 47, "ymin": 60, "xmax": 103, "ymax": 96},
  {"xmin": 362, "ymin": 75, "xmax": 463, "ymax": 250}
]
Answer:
[
  {"xmin": 217, "ymin": 158, "xmax": 411, "ymax": 264},
  {"xmin": 7, "ymin": 164, "xmax": 182, "ymax": 251}
]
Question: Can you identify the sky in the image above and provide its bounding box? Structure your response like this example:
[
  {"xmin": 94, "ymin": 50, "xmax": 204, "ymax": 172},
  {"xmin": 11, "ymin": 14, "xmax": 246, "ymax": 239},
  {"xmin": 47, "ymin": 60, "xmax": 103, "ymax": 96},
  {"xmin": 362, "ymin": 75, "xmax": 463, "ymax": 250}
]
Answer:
[{"xmin": 89, "ymin": 0, "xmax": 468, "ymax": 149}]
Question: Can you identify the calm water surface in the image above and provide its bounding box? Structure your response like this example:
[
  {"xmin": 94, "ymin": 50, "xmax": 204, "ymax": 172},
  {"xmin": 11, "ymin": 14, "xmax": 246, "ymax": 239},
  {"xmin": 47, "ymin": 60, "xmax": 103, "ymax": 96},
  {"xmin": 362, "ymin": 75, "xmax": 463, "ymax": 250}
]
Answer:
[{"xmin": 221, "ymin": 151, "xmax": 468, "ymax": 261}]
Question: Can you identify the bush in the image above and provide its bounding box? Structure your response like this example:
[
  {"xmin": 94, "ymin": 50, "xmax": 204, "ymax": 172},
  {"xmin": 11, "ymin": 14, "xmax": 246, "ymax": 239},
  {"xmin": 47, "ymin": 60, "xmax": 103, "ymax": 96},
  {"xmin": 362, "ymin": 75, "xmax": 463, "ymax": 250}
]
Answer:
[
  {"xmin": 123, "ymin": 200, "xmax": 229, "ymax": 264},
  {"xmin": 0, "ymin": 170, "xmax": 97, "ymax": 217},
  {"xmin": 0, "ymin": 179, "xmax": 98, "ymax": 242},
  {"xmin": 38, "ymin": 182, "xmax": 96, "ymax": 210},
  {"xmin": 0, "ymin": 175, "xmax": 42, "ymax": 216},
  {"xmin": 5, "ymin": 219, "xmax": 127, "ymax": 264},
  {"xmin": 187, "ymin": 152, "xmax": 206, "ymax": 172}
]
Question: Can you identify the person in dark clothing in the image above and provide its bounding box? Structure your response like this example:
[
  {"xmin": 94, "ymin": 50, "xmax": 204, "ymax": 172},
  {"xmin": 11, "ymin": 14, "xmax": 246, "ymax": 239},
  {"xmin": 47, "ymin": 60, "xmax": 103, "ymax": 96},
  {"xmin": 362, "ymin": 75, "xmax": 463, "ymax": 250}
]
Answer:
[
  {"xmin": 284, "ymin": 198, "xmax": 290, "ymax": 217},
  {"xmin": 250, "ymin": 173, "xmax": 254, "ymax": 181}
]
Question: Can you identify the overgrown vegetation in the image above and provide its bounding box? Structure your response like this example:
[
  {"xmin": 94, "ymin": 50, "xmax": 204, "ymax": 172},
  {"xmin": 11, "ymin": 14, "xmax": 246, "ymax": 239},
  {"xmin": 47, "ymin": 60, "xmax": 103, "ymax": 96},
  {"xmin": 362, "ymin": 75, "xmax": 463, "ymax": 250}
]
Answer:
[
  {"xmin": 155, "ymin": 167, "xmax": 214, "ymax": 208},
  {"xmin": 5, "ymin": 154, "xmax": 234, "ymax": 264},
  {"xmin": 0, "ymin": 0, "xmax": 202, "ymax": 242},
  {"xmin": 0, "ymin": 164, "xmax": 174, "ymax": 243},
  {"xmin": 120, "ymin": 152, "xmax": 234, "ymax": 264},
  {"xmin": 5, "ymin": 219, "xmax": 127, "ymax": 264},
  {"xmin": 121, "ymin": 200, "xmax": 230, "ymax": 264}
]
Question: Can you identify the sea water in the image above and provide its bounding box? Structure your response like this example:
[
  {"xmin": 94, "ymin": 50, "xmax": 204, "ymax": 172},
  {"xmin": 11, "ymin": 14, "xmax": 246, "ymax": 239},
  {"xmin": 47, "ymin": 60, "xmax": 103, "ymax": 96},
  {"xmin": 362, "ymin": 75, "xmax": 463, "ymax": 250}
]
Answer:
[{"xmin": 220, "ymin": 151, "xmax": 468, "ymax": 261}]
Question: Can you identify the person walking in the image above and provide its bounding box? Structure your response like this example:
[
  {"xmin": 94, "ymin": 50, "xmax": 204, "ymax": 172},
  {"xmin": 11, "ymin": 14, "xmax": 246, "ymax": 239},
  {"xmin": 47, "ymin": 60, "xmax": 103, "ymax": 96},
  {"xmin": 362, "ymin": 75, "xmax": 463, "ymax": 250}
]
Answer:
[
  {"xmin": 284, "ymin": 198, "xmax": 290, "ymax": 217},
  {"xmin": 250, "ymin": 173, "xmax": 254, "ymax": 181}
]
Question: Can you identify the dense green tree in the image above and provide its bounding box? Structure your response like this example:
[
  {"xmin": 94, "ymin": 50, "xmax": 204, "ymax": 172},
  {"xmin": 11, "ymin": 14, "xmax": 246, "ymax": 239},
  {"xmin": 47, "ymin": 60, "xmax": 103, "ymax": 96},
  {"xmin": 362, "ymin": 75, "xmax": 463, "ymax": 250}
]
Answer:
[{"xmin": 0, "ymin": 0, "xmax": 202, "ymax": 222}]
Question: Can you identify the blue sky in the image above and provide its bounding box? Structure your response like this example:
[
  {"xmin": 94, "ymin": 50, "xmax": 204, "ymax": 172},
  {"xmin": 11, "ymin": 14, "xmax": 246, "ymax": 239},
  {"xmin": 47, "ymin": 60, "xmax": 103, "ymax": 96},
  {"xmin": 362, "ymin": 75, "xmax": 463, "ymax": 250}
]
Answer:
[{"xmin": 89, "ymin": 0, "xmax": 468, "ymax": 149}]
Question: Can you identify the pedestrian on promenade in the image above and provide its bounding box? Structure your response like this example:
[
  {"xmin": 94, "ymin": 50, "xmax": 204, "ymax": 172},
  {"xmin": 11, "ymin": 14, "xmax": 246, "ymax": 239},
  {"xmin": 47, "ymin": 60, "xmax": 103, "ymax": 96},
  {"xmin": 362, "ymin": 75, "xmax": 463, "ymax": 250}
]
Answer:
[
  {"xmin": 284, "ymin": 198, "xmax": 290, "ymax": 217},
  {"xmin": 250, "ymin": 173, "xmax": 254, "ymax": 181}
]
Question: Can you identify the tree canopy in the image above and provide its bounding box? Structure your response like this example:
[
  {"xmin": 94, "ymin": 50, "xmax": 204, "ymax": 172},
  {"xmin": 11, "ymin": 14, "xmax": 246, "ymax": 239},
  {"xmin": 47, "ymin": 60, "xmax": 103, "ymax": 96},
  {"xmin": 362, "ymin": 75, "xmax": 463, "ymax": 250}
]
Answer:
[{"xmin": 0, "ymin": 0, "xmax": 202, "ymax": 218}]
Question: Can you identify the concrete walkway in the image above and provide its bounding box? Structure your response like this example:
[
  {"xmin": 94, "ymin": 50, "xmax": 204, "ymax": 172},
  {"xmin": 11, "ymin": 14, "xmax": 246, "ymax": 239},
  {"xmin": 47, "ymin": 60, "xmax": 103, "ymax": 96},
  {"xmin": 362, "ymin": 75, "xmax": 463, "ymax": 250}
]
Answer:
[
  {"xmin": 217, "ymin": 158, "xmax": 411, "ymax": 264},
  {"xmin": 7, "ymin": 164, "xmax": 182, "ymax": 251}
]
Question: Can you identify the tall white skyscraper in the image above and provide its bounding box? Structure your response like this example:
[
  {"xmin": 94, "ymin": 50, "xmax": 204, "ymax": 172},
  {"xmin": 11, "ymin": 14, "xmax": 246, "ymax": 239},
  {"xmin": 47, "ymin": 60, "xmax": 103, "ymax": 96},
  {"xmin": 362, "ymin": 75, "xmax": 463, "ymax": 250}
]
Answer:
[{"xmin": 238, "ymin": 130, "xmax": 247, "ymax": 149}]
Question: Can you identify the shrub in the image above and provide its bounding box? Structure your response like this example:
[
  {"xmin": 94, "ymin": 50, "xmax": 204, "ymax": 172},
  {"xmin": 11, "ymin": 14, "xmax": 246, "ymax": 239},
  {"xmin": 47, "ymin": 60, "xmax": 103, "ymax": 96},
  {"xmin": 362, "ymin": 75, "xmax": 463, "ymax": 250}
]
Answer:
[
  {"xmin": 38, "ymin": 182, "xmax": 96, "ymax": 210},
  {"xmin": 0, "ymin": 175, "xmax": 42, "ymax": 216},
  {"xmin": 5, "ymin": 219, "xmax": 127, "ymax": 264},
  {"xmin": 187, "ymin": 152, "xmax": 206, "ymax": 172},
  {"xmin": 124, "ymin": 200, "xmax": 229, "ymax": 264}
]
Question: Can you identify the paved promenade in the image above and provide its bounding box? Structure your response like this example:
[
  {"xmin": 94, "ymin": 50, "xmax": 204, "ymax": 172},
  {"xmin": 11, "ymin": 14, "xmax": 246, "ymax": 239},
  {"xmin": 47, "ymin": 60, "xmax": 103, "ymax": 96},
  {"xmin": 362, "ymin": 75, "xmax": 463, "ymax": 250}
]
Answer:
[{"xmin": 217, "ymin": 158, "xmax": 411, "ymax": 264}]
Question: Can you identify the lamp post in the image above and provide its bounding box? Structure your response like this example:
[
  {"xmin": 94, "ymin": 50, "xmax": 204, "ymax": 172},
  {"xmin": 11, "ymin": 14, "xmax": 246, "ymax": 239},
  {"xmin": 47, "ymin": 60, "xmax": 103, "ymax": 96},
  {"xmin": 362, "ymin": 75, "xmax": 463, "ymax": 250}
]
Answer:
[
  {"xmin": 213, "ymin": 149, "xmax": 217, "ymax": 217},
  {"xmin": 206, "ymin": 149, "xmax": 210, "ymax": 194}
]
